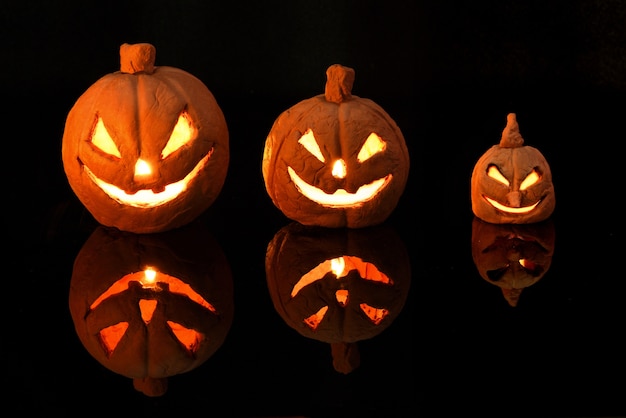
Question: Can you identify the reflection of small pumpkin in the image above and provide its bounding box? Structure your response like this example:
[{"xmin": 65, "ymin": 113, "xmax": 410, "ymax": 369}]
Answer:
[
  {"xmin": 471, "ymin": 113, "xmax": 555, "ymax": 224},
  {"xmin": 68, "ymin": 221, "xmax": 233, "ymax": 396},
  {"xmin": 62, "ymin": 43, "xmax": 229, "ymax": 234},
  {"xmin": 471, "ymin": 216, "xmax": 556, "ymax": 306},
  {"xmin": 262, "ymin": 64, "xmax": 410, "ymax": 228},
  {"xmin": 265, "ymin": 222, "xmax": 411, "ymax": 373}
]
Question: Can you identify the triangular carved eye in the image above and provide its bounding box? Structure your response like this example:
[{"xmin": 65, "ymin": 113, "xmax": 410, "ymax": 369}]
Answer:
[
  {"xmin": 162, "ymin": 111, "xmax": 196, "ymax": 159},
  {"xmin": 298, "ymin": 129, "xmax": 325, "ymax": 162},
  {"xmin": 487, "ymin": 165, "xmax": 509, "ymax": 186},
  {"xmin": 520, "ymin": 169, "xmax": 541, "ymax": 190},
  {"xmin": 91, "ymin": 117, "xmax": 121, "ymax": 158},
  {"xmin": 357, "ymin": 133, "xmax": 386, "ymax": 162}
]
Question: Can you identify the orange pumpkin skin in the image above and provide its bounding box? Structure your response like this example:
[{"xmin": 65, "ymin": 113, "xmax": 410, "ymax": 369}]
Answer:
[
  {"xmin": 471, "ymin": 113, "xmax": 555, "ymax": 224},
  {"xmin": 471, "ymin": 216, "xmax": 555, "ymax": 306},
  {"xmin": 265, "ymin": 222, "xmax": 411, "ymax": 344},
  {"xmin": 62, "ymin": 43, "xmax": 229, "ymax": 234},
  {"xmin": 262, "ymin": 64, "xmax": 409, "ymax": 228},
  {"xmin": 68, "ymin": 222, "xmax": 233, "ymax": 396}
]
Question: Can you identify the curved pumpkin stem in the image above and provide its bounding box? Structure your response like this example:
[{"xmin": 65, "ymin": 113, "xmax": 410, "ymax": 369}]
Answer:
[
  {"xmin": 499, "ymin": 113, "xmax": 525, "ymax": 148},
  {"xmin": 331, "ymin": 342, "xmax": 360, "ymax": 374},
  {"xmin": 120, "ymin": 43, "xmax": 156, "ymax": 75},
  {"xmin": 325, "ymin": 64, "xmax": 355, "ymax": 104}
]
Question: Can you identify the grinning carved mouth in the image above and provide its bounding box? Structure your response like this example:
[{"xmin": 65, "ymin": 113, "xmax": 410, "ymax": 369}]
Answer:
[
  {"xmin": 483, "ymin": 195, "xmax": 541, "ymax": 214},
  {"xmin": 84, "ymin": 152, "xmax": 211, "ymax": 208},
  {"xmin": 287, "ymin": 166, "xmax": 392, "ymax": 208}
]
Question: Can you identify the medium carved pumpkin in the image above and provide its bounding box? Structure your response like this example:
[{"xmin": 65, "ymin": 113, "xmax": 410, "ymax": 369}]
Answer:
[
  {"xmin": 265, "ymin": 222, "xmax": 411, "ymax": 373},
  {"xmin": 471, "ymin": 216, "xmax": 556, "ymax": 307},
  {"xmin": 471, "ymin": 113, "xmax": 555, "ymax": 224},
  {"xmin": 262, "ymin": 64, "xmax": 410, "ymax": 228},
  {"xmin": 62, "ymin": 43, "xmax": 229, "ymax": 234},
  {"xmin": 68, "ymin": 221, "xmax": 234, "ymax": 396}
]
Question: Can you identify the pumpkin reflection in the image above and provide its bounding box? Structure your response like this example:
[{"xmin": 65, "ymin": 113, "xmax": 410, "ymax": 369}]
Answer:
[
  {"xmin": 68, "ymin": 221, "xmax": 233, "ymax": 396},
  {"xmin": 471, "ymin": 216, "xmax": 556, "ymax": 307},
  {"xmin": 265, "ymin": 222, "xmax": 411, "ymax": 373}
]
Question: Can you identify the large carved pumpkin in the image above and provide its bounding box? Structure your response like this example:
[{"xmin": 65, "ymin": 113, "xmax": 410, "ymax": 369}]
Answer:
[
  {"xmin": 471, "ymin": 216, "xmax": 556, "ymax": 307},
  {"xmin": 68, "ymin": 221, "xmax": 234, "ymax": 396},
  {"xmin": 262, "ymin": 64, "xmax": 410, "ymax": 228},
  {"xmin": 265, "ymin": 222, "xmax": 411, "ymax": 373},
  {"xmin": 471, "ymin": 113, "xmax": 555, "ymax": 224},
  {"xmin": 62, "ymin": 43, "xmax": 229, "ymax": 234}
]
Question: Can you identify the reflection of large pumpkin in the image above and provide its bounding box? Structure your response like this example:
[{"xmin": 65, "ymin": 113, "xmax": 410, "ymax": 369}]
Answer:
[
  {"xmin": 262, "ymin": 64, "xmax": 410, "ymax": 228},
  {"xmin": 62, "ymin": 43, "xmax": 229, "ymax": 234},
  {"xmin": 471, "ymin": 216, "xmax": 556, "ymax": 307},
  {"xmin": 471, "ymin": 113, "xmax": 555, "ymax": 224},
  {"xmin": 265, "ymin": 222, "xmax": 411, "ymax": 373},
  {"xmin": 68, "ymin": 221, "xmax": 234, "ymax": 396}
]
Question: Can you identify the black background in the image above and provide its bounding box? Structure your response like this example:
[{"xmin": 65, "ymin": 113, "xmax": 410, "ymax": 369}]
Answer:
[{"xmin": 3, "ymin": 1, "xmax": 625, "ymax": 417}]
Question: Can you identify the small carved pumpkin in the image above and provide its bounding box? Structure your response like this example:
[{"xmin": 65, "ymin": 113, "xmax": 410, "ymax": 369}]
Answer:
[
  {"xmin": 471, "ymin": 216, "xmax": 556, "ymax": 307},
  {"xmin": 62, "ymin": 43, "xmax": 229, "ymax": 234},
  {"xmin": 262, "ymin": 64, "xmax": 410, "ymax": 228},
  {"xmin": 68, "ymin": 221, "xmax": 233, "ymax": 396},
  {"xmin": 471, "ymin": 113, "xmax": 555, "ymax": 224},
  {"xmin": 265, "ymin": 222, "xmax": 411, "ymax": 373}
]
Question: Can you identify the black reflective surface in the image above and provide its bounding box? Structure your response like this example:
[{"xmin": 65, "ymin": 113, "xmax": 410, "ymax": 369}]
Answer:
[{"xmin": 5, "ymin": 2, "xmax": 625, "ymax": 417}]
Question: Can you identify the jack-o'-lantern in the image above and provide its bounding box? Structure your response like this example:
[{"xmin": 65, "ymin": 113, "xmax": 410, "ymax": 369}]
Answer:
[
  {"xmin": 471, "ymin": 113, "xmax": 555, "ymax": 224},
  {"xmin": 471, "ymin": 216, "xmax": 556, "ymax": 307},
  {"xmin": 262, "ymin": 64, "xmax": 410, "ymax": 228},
  {"xmin": 68, "ymin": 221, "xmax": 234, "ymax": 396},
  {"xmin": 265, "ymin": 222, "xmax": 411, "ymax": 373},
  {"xmin": 62, "ymin": 43, "xmax": 229, "ymax": 234}
]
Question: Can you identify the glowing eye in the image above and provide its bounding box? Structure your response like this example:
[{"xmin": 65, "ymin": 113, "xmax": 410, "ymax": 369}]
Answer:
[
  {"xmin": 162, "ymin": 111, "xmax": 196, "ymax": 159},
  {"xmin": 520, "ymin": 169, "xmax": 541, "ymax": 190},
  {"xmin": 298, "ymin": 129, "xmax": 325, "ymax": 162},
  {"xmin": 91, "ymin": 117, "xmax": 121, "ymax": 158},
  {"xmin": 487, "ymin": 165, "xmax": 509, "ymax": 186},
  {"xmin": 357, "ymin": 132, "xmax": 386, "ymax": 162}
]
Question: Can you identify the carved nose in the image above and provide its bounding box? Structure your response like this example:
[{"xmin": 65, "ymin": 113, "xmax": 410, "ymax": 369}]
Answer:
[
  {"xmin": 506, "ymin": 191, "xmax": 521, "ymax": 207},
  {"xmin": 134, "ymin": 159, "xmax": 156, "ymax": 182}
]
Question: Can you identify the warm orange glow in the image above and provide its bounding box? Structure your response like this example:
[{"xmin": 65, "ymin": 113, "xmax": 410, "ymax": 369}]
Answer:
[
  {"xmin": 84, "ymin": 148, "xmax": 213, "ymax": 208},
  {"xmin": 360, "ymin": 303, "xmax": 389, "ymax": 325},
  {"xmin": 487, "ymin": 165, "xmax": 509, "ymax": 186},
  {"xmin": 335, "ymin": 289, "xmax": 349, "ymax": 306},
  {"xmin": 90, "ymin": 271, "xmax": 217, "ymax": 313},
  {"xmin": 520, "ymin": 169, "xmax": 540, "ymax": 190},
  {"xmin": 139, "ymin": 299, "xmax": 157, "ymax": 323},
  {"xmin": 91, "ymin": 117, "xmax": 121, "ymax": 158},
  {"xmin": 357, "ymin": 133, "xmax": 386, "ymax": 162},
  {"xmin": 292, "ymin": 256, "xmax": 392, "ymax": 297},
  {"xmin": 298, "ymin": 129, "xmax": 325, "ymax": 162},
  {"xmin": 140, "ymin": 267, "xmax": 157, "ymax": 288},
  {"xmin": 162, "ymin": 112, "xmax": 196, "ymax": 159},
  {"xmin": 303, "ymin": 306, "xmax": 328, "ymax": 330},
  {"xmin": 167, "ymin": 321, "xmax": 203, "ymax": 353},
  {"xmin": 288, "ymin": 167, "xmax": 391, "ymax": 208},
  {"xmin": 484, "ymin": 196, "xmax": 540, "ymax": 214},
  {"xmin": 134, "ymin": 159, "xmax": 152, "ymax": 178},
  {"xmin": 99, "ymin": 322, "xmax": 129, "ymax": 356},
  {"xmin": 332, "ymin": 159, "xmax": 347, "ymax": 179}
]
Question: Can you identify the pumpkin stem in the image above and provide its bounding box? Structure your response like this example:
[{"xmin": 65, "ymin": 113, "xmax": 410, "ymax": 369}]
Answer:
[
  {"xmin": 499, "ymin": 113, "xmax": 525, "ymax": 148},
  {"xmin": 120, "ymin": 43, "xmax": 156, "ymax": 75},
  {"xmin": 331, "ymin": 342, "xmax": 360, "ymax": 374},
  {"xmin": 325, "ymin": 64, "xmax": 355, "ymax": 104},
  {"xmin": 133, "ymin": 376, "xmax": 168, "ymax": 397}
]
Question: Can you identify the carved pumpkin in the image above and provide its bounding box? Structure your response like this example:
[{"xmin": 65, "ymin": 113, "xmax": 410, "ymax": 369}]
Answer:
[
  {"xmin": 262, "ymin": 64, "xmax": 410, "ymax": 228},
  {"xmin": 62, "ymin": 43, "xmax": 229, "ymax": 234},
  {"xmin": 471, "ymin": 216, "xmax": 556, "ymax": 307},
  {"xmin": 471, "ymin": 113, "xmax": 555, "ymax": 224},
  {"xmin": 265, "ymin": 222, "xmax": 411, "ymax": 373},
  {"xmin": 68, "ymin": 221, "xmax": 234, "ymax": 396}
]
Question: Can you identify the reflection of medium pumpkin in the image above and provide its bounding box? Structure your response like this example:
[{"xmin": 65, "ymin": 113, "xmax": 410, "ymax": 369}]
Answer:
[
  {"xmin": 262, "ymin": 64, "xmax": 410, "ymax": 228},
  {"xmin": 265, "ymin": 222, "xmax": 411, "ymax": 373},
  {"xmin": 62, "ymin": 43, "xmax": 229, "ymax": 234},
  {"xmin": 68, "ymin": 221, "xmax": 233, "ymax": 396},
  {"xmin": 471, "ymin": 113, "xmax": 555, "ymax": 224},
  {"xmin": 471, "ymin": 216, "xmax": 556, "ymax": 307}
]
